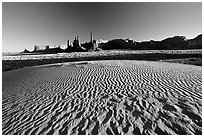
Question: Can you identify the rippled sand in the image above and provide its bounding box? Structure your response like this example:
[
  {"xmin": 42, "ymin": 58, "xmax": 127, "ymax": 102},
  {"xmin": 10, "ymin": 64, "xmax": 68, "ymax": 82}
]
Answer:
[{"xmin": 2, "ymin": 60, "xmax": 202, "ymax": 135}]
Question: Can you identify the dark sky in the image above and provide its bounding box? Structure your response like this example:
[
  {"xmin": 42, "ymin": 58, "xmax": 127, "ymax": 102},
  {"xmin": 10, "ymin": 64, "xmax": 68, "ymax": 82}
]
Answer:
[{"xmin": 2, "ymin": 2, "xmax": 202, "ymax": 52}]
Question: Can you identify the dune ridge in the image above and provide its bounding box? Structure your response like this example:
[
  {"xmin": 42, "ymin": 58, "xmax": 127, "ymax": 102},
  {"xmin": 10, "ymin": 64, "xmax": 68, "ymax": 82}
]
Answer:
[{"xmin": 2, "ymin": 60, "xmax": 202, "ymax": 135}]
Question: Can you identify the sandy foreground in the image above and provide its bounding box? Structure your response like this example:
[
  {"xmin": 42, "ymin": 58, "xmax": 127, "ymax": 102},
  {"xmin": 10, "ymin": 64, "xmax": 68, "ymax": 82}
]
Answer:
[{"xmin": 2, "ymin": 60, "xmax": 202, "ymax": 135}]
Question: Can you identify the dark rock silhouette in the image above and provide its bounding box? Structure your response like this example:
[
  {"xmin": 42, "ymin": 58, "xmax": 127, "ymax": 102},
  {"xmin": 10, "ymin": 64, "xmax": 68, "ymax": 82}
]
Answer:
[
  {"xmin": 32, "ymin": 45, "xmax": 64, "ymax": 54},
  {"xmin": 33, "ymin": 45, "xmax": 39, "ymax": 52},
  {"xmin": 80, "ymin": 32, "xmax": 99, "ymax": 51},
  {"xmin": 20, "ymin": 34, "xmax": 202, "ymax": 54},
  {"xmin": 188, "ymin": 34, "xmax": 202, "ymax": 49},
  {"xmin": 65, "ymin": 36, "xmax": 86, "ymax": 52},
  {"xmin": 81, "ymin": 39, "xmax": 99, "ymax": 51},
  {"xmin": 161, "ymin": 36, "xmax": 188, "ymax": 49},
  {"xmin": 101, "ymin": 39, "xmax": 127, "ymax": 50},
  {"xmin": 99, "ymin": 34, "xmax": 202, "ymax": 50},
  {"xmin": 21, "ymin": 49, "xmax": 30, "ymax": 53}
]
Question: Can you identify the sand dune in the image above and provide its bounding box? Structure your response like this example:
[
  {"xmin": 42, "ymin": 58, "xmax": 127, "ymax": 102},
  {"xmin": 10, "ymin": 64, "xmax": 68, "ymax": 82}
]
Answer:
[{"xmin": 2, "ymin": 60, "xmax": 202, "ymax": 135}]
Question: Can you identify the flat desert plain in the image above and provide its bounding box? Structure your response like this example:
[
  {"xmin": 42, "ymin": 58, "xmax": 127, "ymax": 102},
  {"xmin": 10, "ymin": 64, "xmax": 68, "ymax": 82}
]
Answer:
[{"xmin": 2, "ymin": 60, "xmax": 202, "ymax": 135}]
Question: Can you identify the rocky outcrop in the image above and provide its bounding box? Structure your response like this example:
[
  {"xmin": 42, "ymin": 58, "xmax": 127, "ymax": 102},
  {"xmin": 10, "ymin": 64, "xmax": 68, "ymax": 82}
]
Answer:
[
  {"xmin": 160, "ymin": 36, "xmax": 188, "ymax": 49},
  {"xmin": 21, "ymin": 49, "xmax": 30, "ymax": 53},
  {"xmin": 99, "ymin": 35, "xmax": 202, "ymax": 50},
  {"xmin": 188, "ymin": 34, "xmax": 202, "ymax": 49}
]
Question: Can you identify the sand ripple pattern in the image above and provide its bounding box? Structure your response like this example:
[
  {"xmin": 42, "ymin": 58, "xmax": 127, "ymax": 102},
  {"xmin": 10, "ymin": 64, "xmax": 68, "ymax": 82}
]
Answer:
[{"xmin": 2, "ymin": 60, "xmax": 202, "ymax": 135}]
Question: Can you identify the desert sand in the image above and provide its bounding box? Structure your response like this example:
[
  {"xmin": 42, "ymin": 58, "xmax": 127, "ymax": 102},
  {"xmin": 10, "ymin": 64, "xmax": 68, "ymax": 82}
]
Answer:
[{"xmin": 2, "ymin": 60, "xmax": 202, "ymax": 135}]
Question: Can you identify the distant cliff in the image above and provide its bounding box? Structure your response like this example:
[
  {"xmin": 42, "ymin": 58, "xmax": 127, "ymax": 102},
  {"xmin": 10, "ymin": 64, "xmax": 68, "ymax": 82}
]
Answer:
[
  {"xmin": 20, "ymin": 34, "xmax": 202, "ymax": 54},
  {"xmin": 188, "ymin": 34, "xmax": 202, "ymax": 49},
  {"xmin": 99, "ymin": 34, "xmax": 202, "ymax": 50}
]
